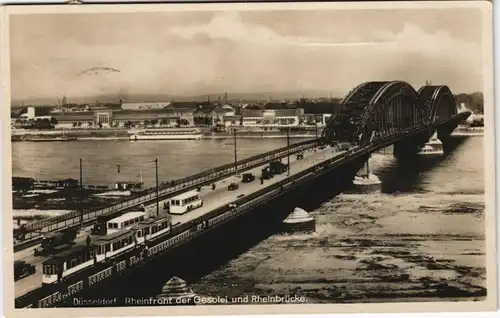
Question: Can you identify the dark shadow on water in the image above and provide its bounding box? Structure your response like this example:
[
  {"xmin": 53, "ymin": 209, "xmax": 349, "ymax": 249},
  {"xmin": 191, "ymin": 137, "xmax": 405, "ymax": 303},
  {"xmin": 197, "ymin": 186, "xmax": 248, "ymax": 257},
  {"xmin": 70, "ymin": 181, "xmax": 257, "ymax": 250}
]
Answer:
[{"xmin": 378, "ymin": 136, "xmax": 469, "ymax": 193}]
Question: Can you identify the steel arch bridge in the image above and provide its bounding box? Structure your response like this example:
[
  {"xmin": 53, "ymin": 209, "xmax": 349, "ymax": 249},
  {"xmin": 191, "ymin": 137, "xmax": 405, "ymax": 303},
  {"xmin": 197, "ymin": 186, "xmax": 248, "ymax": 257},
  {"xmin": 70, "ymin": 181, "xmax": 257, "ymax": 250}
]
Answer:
[{"xmin": 322, "ymin": 81, "xmax": 459, "ymax": 146}]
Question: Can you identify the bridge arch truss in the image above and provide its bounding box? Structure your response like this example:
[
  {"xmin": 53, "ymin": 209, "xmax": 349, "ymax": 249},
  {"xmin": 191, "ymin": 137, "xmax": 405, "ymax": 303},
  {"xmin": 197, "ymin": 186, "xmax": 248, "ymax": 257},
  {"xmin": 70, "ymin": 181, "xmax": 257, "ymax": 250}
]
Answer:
[
  {"xmin": 417, "ymin": 85, "xmax": 458, "ymax": 124},
  {"xmin": 322, "ymin": 80, "xmax": 459, "ymax": 145}
]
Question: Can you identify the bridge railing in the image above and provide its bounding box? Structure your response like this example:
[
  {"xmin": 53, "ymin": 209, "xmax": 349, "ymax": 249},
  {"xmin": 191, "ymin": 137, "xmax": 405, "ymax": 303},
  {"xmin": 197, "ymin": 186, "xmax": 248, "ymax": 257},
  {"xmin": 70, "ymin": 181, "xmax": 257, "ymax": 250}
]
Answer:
[{"xmin": 16, "ymin": 138, "xmax": 320, "ymax": 242}]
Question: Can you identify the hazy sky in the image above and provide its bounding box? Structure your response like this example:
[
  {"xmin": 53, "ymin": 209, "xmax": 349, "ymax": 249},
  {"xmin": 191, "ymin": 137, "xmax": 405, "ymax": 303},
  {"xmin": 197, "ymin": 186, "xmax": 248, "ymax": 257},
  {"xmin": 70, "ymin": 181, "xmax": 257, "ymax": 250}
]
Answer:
[{"xmin": 9, "ymin": 8, "xmax": 484, "ymax": 102}]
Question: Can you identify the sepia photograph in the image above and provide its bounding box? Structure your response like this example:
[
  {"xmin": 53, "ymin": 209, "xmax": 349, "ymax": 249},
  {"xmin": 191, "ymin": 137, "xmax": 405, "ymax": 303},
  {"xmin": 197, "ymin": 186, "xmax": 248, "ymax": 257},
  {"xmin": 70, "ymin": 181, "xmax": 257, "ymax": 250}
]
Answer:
[{"xmin": 1, "ymin": 1, "xmax": 496, "ymax": 316}]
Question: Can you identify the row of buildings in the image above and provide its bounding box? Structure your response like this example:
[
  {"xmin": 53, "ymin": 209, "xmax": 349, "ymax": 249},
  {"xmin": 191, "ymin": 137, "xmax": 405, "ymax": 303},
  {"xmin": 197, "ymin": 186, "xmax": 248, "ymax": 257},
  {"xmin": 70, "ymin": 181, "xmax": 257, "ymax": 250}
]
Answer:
[{"xmin": 12, "ymin": 101, "xmax": 334, "ymax": 130}]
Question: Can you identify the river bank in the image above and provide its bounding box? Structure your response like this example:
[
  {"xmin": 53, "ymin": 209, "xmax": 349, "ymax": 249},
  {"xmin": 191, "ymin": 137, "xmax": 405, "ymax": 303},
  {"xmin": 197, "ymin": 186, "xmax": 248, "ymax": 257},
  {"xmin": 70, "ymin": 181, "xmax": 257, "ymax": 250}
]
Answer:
[
  {"xmin": 11, "ymin": 128, "xmax": 319, "ymax": 141},
  {"xmin": 11, "ymin": 186, "xmax": 143, "ymax": 221}
]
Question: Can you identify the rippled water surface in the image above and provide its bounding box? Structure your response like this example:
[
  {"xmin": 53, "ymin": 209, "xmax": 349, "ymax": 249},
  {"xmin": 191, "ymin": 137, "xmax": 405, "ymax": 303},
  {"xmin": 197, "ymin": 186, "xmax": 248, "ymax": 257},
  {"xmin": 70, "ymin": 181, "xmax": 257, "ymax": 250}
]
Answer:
[
  {"xmin": 12, "ymin": 138, "xmax": 306, "ymax": 187},
  {"xmin": 189, "ymin": 136, "xmax": 487, "ymax": 303}
]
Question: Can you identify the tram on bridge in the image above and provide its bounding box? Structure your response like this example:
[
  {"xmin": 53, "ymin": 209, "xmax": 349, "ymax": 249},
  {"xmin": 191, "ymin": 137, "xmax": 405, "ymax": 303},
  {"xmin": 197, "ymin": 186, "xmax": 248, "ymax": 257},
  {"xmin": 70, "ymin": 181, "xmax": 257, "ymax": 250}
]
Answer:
[
  {"xmin": 106, "ymin": 211, "xmax": 146, "ymax": 234},
  {"xmin": 41, "ymin": 211, "xmax": 172, "ymax": 286}
]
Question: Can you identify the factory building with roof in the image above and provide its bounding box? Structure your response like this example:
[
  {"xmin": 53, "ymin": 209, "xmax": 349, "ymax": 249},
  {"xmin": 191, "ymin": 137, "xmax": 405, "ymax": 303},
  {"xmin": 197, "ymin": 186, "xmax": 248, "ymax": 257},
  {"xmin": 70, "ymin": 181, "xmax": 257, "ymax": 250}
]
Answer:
[
  {"xmin": 240, "ymin": 108, "xmax": 304, "ymax": 127},
  {"xmin": 52, "ymin": 108, "xmax": 195, "ymax": 128}
]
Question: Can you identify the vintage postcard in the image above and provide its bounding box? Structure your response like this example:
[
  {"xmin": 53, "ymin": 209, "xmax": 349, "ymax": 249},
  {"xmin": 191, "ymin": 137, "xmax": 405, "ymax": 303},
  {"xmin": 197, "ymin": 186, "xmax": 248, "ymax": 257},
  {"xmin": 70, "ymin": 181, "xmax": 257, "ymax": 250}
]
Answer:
[{"xmin": 1, "ymin": 1, "xmax": 496, "ymax": 317}]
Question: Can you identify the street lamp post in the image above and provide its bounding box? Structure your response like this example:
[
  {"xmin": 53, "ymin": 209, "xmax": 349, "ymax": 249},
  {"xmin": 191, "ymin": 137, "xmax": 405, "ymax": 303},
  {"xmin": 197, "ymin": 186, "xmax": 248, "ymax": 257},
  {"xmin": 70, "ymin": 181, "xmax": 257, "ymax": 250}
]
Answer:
[
  {"xmin": 233, "ymin": 128, "xmax": 238, "ymax": 174},
  {"xmin": 154, "ymin": 158, "xmax": 160, "ymax": 217},
  {"xmin": 79, "ymin": 158, "xmax": 83, "ymax": 230},
  {"xmin": 287, "ymin": 127, "xmax": 290, "ymax": 176}
]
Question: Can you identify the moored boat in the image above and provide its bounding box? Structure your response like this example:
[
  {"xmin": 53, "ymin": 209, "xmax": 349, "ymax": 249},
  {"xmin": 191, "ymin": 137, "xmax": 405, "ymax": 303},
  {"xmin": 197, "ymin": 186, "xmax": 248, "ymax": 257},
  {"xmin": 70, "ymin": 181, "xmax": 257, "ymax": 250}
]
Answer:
[
  {"xmin": 129, "ymin": 128, "xmax": 203, "ymax": 141},
  {"xmin": 26, "ymin": 135, "xmax": 77, "ymax": 142}
]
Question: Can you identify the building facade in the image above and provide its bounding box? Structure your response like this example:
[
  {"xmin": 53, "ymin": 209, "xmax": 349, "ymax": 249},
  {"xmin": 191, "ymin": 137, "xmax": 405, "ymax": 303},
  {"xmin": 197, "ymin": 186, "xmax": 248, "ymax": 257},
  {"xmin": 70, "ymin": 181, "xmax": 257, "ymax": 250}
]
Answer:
[
  {"xmin": 193, "ymin": 106, "xmax": 236, "ymax": 127},
  {"xmin": 52, "ymin": 112, "xmax": 95, "ymax": 128},
  {"xmin": 241, "ymin": 108, "xmax": 303, "ymax": 127},
  {"xmin": 301, "ymin": 113, "xmax": 332, "ymax": 126},
  {"xmin": 52, "ymin": 108, "xmax": 195, "ymax": 128}
]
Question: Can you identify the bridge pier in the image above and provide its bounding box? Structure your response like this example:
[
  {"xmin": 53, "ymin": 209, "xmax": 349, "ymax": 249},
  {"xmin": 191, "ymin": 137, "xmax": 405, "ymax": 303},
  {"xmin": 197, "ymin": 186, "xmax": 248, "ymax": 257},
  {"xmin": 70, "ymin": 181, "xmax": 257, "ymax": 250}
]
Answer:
[
  {"xmin": 437, "ymin": 119, "xmax": 463, "ymax": 146},
  {"xmin": 157, "ymin": 276, "xmax": 196, "ymax": 306},
  {"xmin": 393, "ymin": 131, "xmax": 432, "ymax": 160},
  {"xmin": 393, "ymin": 117, "xmax": 463, "ymax": 160},
  {"xmin": 352, "ymin": 154, "xmax": 381, "ymax": 193}
]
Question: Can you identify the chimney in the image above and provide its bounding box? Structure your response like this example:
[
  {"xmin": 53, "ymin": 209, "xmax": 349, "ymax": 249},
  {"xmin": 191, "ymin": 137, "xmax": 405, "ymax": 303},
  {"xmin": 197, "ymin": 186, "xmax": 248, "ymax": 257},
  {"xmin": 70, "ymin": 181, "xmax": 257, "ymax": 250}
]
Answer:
[{"xmin": 224, "ymin": 92, "xmax": 228, "ymax": 104}]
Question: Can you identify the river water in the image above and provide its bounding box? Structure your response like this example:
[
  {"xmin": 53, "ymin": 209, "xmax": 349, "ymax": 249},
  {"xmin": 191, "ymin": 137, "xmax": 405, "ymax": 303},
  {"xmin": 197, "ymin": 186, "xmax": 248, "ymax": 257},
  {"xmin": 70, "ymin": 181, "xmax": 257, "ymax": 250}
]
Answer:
[
  {"xmin": 189, "ymin": 136, "xmax": 487, "ymax": 303},
  {"xmin": 12, "ymin": 138, "xmax": 307, "ymax": 187},
  {"xmin": 11, "ymin": 136, "xmax": 486, "ymax": 303}
]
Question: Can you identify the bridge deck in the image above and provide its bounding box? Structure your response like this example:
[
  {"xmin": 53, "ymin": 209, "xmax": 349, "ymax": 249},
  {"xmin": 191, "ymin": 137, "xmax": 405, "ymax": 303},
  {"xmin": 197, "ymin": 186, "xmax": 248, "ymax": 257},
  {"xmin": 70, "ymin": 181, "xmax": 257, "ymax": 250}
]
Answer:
[{"xmin": 14, "ymin": 144, "xmax": 342, "ymax": 299}]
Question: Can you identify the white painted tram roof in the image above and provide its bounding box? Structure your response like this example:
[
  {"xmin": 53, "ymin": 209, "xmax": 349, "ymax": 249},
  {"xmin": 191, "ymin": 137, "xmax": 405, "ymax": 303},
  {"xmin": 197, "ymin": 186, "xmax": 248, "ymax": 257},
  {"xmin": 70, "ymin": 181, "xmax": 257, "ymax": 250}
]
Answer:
[{"xmin": 108, "ymin": 211, "xmax": 146, "ymax": 224}]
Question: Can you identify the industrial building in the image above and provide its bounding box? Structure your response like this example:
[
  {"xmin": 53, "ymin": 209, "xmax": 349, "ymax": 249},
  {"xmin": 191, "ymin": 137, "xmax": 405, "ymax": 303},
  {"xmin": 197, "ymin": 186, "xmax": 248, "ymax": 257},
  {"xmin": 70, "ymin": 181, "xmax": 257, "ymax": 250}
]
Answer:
[
  {"xmin": 52, "ymin": 108, "xmax": 195, "ymax": 128},
  {"xmin": 240, "ymin": 108, "xmax": 304, "ymax": 127}
]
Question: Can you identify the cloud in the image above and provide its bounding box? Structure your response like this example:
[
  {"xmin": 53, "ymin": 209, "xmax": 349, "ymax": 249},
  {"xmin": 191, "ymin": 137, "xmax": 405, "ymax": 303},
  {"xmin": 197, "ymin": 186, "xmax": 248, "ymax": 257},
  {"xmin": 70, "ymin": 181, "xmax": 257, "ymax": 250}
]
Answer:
[
  {"xmin": 373, "ymin": 23, "xmax": 478, "ymax": 56},
  {"xmin": 367, "ymin": 23, "xmax": 482, "ymax": 90},
  {"xmin": 9, "ymin": 10, "xmax": 484, "ymax": 103},
  {"xmin": 168, "ymin": 11, "xmax": 389, "ymax": 48}
]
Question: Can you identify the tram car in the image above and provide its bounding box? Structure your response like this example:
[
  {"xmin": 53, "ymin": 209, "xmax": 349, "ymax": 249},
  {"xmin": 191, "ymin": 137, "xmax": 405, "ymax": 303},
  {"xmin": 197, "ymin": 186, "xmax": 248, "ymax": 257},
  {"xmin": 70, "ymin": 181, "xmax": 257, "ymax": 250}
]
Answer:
[
  {"xmin": 41, "ymin": 214, "xmax": 172, "ymax": 286},
  {"xmin": 163, "ymin": 190, "xmax": 203, "ymax": 215},
  {"xmin": 92, "ymin": 230, "xmax": 137, "ymax": 264},
  {"xmin": 42, "ymin": 244, "xmax": 95, "ymax": 285},
  {"xmin": 105, "ymin": 211, "xmax": 146, "ymax": 234},
  {"xmin": 34, "ymin": 228, "xmax": 78, "ymax": 257},
  {"xmin": 130, "ymin": 214, "xmax": 172, "ymax": 245},
  {"xmin": 92, "ymin": 214, "xmax": 114, "ymax": 236},
  {"xmin": 91, "ymin": 210, "xmax": 124, "ymax": 236},
  {"xmin": 91, "ymin": 205, "xmax": 147, "ymax": 235}
]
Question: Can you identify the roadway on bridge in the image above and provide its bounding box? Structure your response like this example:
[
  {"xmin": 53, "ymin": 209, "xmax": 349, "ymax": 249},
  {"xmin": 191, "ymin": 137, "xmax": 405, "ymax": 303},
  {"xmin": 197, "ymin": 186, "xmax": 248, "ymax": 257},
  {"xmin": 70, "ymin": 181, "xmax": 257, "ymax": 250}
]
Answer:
[{"xmin": 14, "ymin": 144, "xmax": 344, "ymax": 299}]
